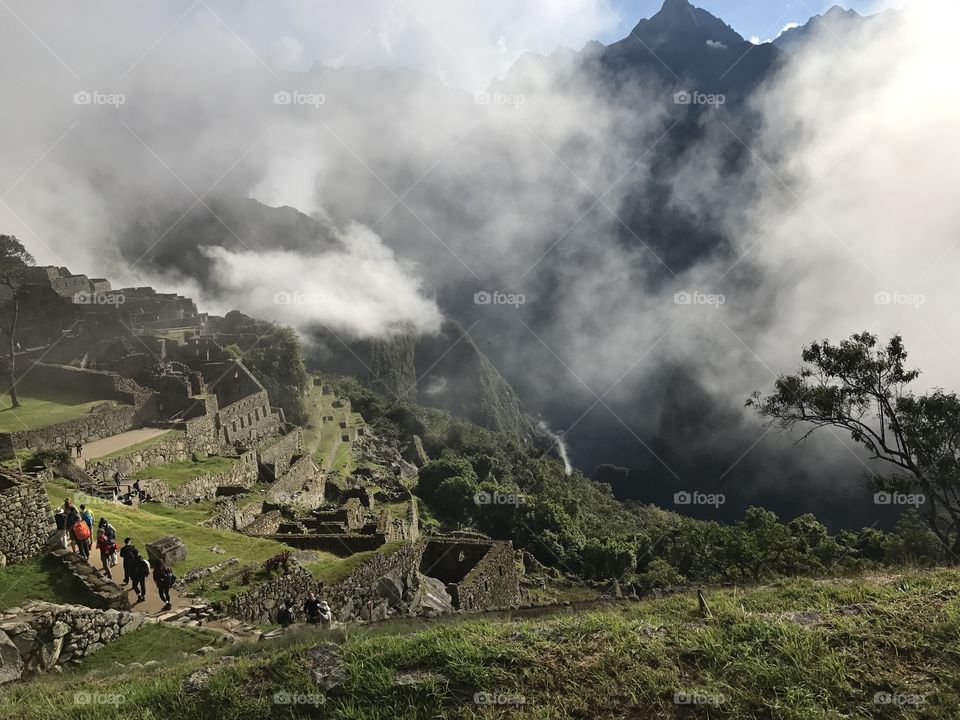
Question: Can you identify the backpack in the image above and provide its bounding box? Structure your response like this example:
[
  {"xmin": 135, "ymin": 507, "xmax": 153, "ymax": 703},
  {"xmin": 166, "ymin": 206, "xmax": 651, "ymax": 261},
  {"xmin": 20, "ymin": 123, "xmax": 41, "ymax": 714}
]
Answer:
[{"xmin": 72, "ymin": 520, "xmax": 91, "ymax": 541}]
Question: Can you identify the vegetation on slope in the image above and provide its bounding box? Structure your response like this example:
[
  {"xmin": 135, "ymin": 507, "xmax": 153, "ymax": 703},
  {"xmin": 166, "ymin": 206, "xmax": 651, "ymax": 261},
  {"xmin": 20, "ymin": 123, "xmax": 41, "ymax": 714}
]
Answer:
[
  {"xmin": 2, "ymin": 568, "xmax": 957, "ymax": 719},
  {"xmin": 324, "ymin": 376, "xmax": 947, "ymax": 590}
]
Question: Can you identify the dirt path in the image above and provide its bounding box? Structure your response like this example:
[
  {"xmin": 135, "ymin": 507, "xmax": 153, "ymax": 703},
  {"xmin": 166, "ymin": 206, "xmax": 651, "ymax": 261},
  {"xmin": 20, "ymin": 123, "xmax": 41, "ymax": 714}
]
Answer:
[{"xmin": 77, "ymin": 428, "xmax": 170, "ymax": 467}]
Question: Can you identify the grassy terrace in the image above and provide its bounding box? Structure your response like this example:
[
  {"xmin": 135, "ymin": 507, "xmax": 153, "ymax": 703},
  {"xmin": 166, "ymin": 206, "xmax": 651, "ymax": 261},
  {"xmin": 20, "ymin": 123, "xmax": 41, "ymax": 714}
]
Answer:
[
  {"xmin": 0, "ymin": 558, "xmax": 93, "ymax": 611},
  {"xmin": 132, "ymin": 454, "xmax": 238, "ymax": 490},
  {"xmin": 3, "ymin": 568, "xmax": 959, "ymax": 719},
  {"xmin": 0, "ymin": 387, "xmax": 126, "ymax": 432},
  {"xmin": 44, "ymin": 478, "xmax": 287, "ymax": 576}
]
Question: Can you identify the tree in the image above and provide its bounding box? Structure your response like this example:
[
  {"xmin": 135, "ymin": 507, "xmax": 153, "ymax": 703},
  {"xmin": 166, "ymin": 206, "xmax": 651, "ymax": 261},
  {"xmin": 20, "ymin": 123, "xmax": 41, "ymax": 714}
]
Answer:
[
  {"xmin": 0, "ymin": 235, "xmax": 34, "ymax": 407},
  {"xmin": 749, "ymin": 332, "xmax": 960, "ymax": 560}
]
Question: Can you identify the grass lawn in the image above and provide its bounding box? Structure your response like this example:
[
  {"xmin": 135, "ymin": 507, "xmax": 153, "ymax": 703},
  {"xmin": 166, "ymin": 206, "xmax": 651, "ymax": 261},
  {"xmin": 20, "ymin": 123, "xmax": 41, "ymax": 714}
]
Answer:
[
  {"xmin": 44, "ymin": 478, "xmax": 288, "ymax": 575},
  {"xmin": 0, "ymin": 558, "xmax": 92, "ymax": 611},
  {"xmin": 0, "ymin": 389, "xmax": 126, "ymax": 432},
  {"xmin": 69, "ymin": 624, "xmax": 218, "ymax": 674},
  {"xmin": 132, "ymin": 454, "xmax": 238, "ymax": 490},
  {"xmin": 94, "ymin": 429, "xmax": 180, "ymax": 461},
  {"xmin": 3, "ymin": 567, "xmax": 960, "ymax": 719}
]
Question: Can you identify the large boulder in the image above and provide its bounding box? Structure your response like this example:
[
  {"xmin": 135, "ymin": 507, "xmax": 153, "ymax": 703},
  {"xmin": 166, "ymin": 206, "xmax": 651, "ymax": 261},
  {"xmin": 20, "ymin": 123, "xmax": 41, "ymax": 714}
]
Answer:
[
  {"xmin": 0, "ymin": 630, "xmax": 22, "ymax": 685},
  {"xmin": 409, "ymin": 575, "xmax": 454, "ymax": 616},
  {"xmin": 146, "ymin": 536, "xmax": 187, "ymax": 567}
]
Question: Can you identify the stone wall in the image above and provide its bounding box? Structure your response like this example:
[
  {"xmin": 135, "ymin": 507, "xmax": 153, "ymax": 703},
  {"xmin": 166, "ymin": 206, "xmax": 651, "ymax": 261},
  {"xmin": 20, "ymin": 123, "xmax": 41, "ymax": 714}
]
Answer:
[
  {"xmin": 45, "ymin": 543, "xmax": 130, "ymax": 610},
  {"xmin": 217, "ymin": 390, "xmax": 280, "ymax": 446},
  {"xmin": 215, "ymin": 563, "xmax": 320, "ymax": 624},
  {"xmin": 325, "ymin": 543, "xmax": 420, "ymax": 623},
  {"xmin": 0, "ymin": 601, "xmax": 149, "ymax": 682},
  {"xmin": 85, "ymin": 430, "xmax": 221, "ymax": 485},
  {"xmin": 254, "ymin": 533, "xmax": 386, "ymax": 556},
  {"xmin": 0, "ymin": 364, "xmax": 159, "ymax": 458},
  {"xmin": 257, "ymin": 428, "xmax": 303, "ymax": 479},
  {"xmin": 265, "ymin": 455, "xmax": 323, "ymax": 508},
  {"xmin": 161, "ymin": 450, "xmax": 259, "ymax": 505},
  {"xmin": 0, "ymin": 476, "xmax": 52, "ymax": 564},
  {"xmin": 455, "ymin": 542, "xmax": 521, "ymax": 611},
  {"xmin": 242, "ymin": 510, "xmax": 283, "ymax": 535}
]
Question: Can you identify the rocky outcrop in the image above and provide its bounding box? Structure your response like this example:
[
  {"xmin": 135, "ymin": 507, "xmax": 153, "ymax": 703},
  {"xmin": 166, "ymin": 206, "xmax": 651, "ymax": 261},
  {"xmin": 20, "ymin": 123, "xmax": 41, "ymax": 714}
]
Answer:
[{"xmin": 0, "ymin": 601, "xmax": 150, "ymax": 683}]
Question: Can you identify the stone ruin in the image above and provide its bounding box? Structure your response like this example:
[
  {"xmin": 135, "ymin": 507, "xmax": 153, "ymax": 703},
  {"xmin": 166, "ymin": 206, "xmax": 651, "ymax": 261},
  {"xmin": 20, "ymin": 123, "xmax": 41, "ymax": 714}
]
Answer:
[{"xmin": 0, "ymin": 268, "xmax": 525, "ymax": 684}]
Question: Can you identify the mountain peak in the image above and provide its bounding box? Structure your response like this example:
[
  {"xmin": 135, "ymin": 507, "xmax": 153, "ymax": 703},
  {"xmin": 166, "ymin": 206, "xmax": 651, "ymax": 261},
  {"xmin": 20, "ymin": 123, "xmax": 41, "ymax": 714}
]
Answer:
[{"xmin": 637, "ymin": 0, "xmax": 746, "ymax": 47}]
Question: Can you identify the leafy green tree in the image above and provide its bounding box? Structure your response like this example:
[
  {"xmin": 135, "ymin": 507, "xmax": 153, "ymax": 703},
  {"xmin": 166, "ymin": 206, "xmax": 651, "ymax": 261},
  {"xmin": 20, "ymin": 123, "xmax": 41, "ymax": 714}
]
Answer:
[
  {"xmin": 416, "ymin": 452, "xmax": 477, "ymax": 501},
  {"xmin": 0, "ymin": 235, "xmax": 34, "ymax": 407},
  {"xmin": 749, "ymin": 332, "xmax": 960, "ymax": 560},
  {"xmin": 433, "ymin": 476, "xmax": 480, "ymax": 524},
  {"xmin": 578, "ymin": 537, "xmax": 636, "ymax": 581},
  {"xmin": 227, "ymin": 324, "xmax": 309, "ymax": 424}
]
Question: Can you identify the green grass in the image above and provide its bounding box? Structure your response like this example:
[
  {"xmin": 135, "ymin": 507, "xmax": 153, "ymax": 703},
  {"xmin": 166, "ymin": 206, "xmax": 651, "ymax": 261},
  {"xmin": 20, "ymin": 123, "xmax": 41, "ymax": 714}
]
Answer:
[
  {"xmin": 93, "ymin": 429, "xmax": 180, "ymax": 461},
  {"xmin": 44, "ymin": 478, "xmax": 288, "ymax": 575},
  {"xmin": 71, "ymin": 624, "xmax": 218, "ymax": 674},
  {"xmin": 132, "ymin": 454, "xmax": 238, "ymax": 490},
  {"xmin": 0, "ymin": 388, "xmax": 126, "ymax": 432},
  {"xmin": 4, "ymin": 567, "xmax": 959, "ymax": 719},
  {"xmin": 0, "ymin": 558, "xmax": 92, "ymax": 611}
]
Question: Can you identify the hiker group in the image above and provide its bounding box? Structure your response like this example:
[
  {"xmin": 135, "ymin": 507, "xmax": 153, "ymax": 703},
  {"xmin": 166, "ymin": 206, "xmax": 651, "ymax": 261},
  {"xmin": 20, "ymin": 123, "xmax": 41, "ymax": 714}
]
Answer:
[{"xmin": 54, "ymin": 499, "xmax": 176, "ymax": 611}]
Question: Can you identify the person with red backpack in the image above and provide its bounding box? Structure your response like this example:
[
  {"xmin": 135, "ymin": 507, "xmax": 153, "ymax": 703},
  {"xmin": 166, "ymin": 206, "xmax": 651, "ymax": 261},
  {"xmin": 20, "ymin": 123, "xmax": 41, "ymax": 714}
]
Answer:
[
  {"xmin": 65, "ymin": 500, "xmax": 90, "ymax": 559},
  {"xmin": 95, "ymin": 529, "xmax": 116, "ymax": 578}
]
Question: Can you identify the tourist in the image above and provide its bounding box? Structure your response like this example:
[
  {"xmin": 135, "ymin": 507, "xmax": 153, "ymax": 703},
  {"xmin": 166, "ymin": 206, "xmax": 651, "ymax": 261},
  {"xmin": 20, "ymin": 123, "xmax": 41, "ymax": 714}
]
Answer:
[
  {"xmin": 152, "ymin": 559, "xmax": 176, "ymax": 611},
  {"xmin": 95, "ymin": 529, "xmax": 115, "ymax": 578},
  {"xmin": 131, "ymin": 552, "xmax": 150, "ymax": 602},
  {"xmin": 304, "ymin": 592, "xmax": 321, "ymax": 623},
  {"xmin": 317, "ymin": 600, "xmax": 332, "ymax": 628},
  {"xmin": 98, "ymin": 517, "xmax": 117, "ymax": 543},
  {"xmin": 79, "ymin": 504, "xmax": 94, "ymax": 534},
  {"xmin": 74, "ymin": 441, "xmax": 83, "ymax": 458},
  {"xmin": 277, "ymin": 599, "xmax": 295, "ymax": 627},
  {"xmin": 64, "ymin": 500, "xmax": 89, "ymax": 558},
  {"xmin": 113, "ymin": 469, "xmax": 124, "ymax": 493},
  {"xmin": 54, "ymin": 507, "xmax": 68, "ymax": 548},
  {"xmin": 119, "ymin": 538, "xmax": 137, "ymax": 585}
]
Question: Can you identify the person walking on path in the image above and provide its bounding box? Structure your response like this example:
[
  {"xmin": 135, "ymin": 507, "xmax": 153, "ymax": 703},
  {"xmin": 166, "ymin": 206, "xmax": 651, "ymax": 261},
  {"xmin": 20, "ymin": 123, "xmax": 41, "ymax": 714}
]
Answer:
[
  {"xmin": 74, "ymin": 441, "xmax": 82, "ymax": 458},
  {"xmin": 131, "ymin": 552, "xmax": 150, "ymax": 602},
  {"xmin": 64, "ymin": 500, "xmax": 90, "ymax": 559},
  {"xmin": 95, "ymin": 529, "xmax": 115, "ymax": 578},
  {"xmin": 152, "ymin": 560, "xmax": 176, "ymax": 611},
  {"xmin": 119, "ymin": 538, "xmax": 137, "ymax": 585},
  {"xmin": 54, "ymin": 507, "xmax": 68, "ymax": 548},
  {"xmin": 79, "ymin": 505, "xmax": 94, "ymax": 534},
  {"xmin": 98, "ymin": 517, "xmax": 116, "ymax": 543}
]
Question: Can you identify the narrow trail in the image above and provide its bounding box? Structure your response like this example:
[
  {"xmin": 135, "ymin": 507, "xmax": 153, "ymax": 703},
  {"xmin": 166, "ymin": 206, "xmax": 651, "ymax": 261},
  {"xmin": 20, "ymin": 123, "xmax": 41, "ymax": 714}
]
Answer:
[{"xmin": 77, "ymin": 427, "xmax": 170, "ymax": 466}]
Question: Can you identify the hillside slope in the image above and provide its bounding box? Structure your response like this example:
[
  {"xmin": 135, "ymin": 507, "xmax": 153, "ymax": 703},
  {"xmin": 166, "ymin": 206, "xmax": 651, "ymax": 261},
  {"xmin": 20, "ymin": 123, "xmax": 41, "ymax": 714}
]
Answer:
[{"xmin": 3, "ymin": 568, "xmax": 957, "ymax": 719}]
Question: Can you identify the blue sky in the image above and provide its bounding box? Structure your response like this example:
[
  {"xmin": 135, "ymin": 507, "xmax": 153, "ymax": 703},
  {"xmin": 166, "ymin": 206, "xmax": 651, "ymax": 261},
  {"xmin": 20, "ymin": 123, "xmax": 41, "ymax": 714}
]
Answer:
[{"xmin": 599, "ymin": 0, "xmax": 900, "ymax": 44}]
